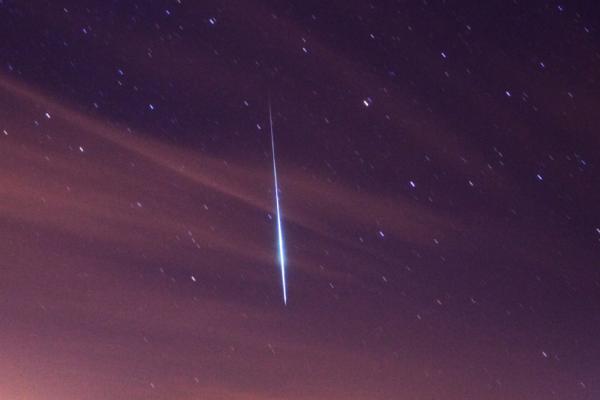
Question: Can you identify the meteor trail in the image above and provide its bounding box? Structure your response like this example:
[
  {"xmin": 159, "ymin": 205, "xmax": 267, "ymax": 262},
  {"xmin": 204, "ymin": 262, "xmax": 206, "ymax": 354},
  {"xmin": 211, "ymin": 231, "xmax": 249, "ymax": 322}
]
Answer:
[{"xmin": 268, "ymin": 101, "xmax": 287, "ymax": 305}]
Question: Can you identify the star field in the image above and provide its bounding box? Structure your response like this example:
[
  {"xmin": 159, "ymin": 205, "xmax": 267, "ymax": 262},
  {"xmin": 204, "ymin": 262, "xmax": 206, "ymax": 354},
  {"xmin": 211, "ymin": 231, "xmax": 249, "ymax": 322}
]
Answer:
[{"xmin": 0, "ymin": 1, "xmax": 599, "ymax": 399}]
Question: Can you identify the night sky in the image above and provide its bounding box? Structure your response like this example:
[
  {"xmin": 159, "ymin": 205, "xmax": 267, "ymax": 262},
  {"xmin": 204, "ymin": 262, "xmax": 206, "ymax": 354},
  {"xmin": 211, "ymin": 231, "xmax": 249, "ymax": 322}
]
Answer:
[{"xmin": 1, "ymin": 1, "xmax": 600, "ymax": 399}]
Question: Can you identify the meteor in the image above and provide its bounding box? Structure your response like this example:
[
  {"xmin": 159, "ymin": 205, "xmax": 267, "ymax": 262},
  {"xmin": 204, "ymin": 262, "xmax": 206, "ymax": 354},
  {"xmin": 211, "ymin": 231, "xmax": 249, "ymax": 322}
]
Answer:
[{"xmin": 268, "ymin": 101, "xmax": 287, "ymax": 305}]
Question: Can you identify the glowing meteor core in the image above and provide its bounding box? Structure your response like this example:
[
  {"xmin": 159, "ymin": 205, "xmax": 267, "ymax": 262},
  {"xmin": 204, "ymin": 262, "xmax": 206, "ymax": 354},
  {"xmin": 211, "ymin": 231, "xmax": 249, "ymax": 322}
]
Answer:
[{"xmin": 269, "ymin": 102, "xmax": 287, "ymax": 305}]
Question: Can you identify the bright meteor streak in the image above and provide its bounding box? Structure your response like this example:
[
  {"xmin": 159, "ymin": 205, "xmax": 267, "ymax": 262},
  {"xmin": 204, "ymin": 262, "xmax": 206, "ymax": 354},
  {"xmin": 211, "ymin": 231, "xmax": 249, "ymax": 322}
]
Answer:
[{"xmin": 269, "ymin": 101, "xmax": 287, "ymax": 305}]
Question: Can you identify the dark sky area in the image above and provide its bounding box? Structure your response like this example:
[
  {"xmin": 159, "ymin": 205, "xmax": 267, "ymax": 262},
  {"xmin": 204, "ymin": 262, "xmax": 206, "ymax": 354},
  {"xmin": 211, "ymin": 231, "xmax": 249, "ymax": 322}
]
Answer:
[{"xmin": 1, "ymin": 1, "xmax": 599, "ymax": 399}]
